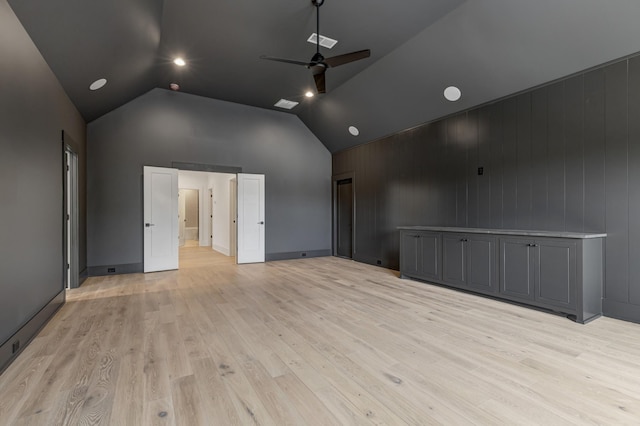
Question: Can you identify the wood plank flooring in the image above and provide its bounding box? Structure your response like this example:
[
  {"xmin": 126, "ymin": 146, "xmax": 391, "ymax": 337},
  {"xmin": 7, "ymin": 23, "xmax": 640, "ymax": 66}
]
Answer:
[{"xmin": 2, "ymin": 246, "xmax": 640, "ymax": 425}]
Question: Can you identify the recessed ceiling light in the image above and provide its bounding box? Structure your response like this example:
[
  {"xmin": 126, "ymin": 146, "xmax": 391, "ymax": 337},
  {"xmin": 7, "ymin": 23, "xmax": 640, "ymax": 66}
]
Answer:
[
  {"xmin": 89, "ymin": 78, "xmax": 107, "ymax": 91},
  {"xmin": 170, "ymin": 83, "xmax": 180, "ymax": 91},
  {"xmin": 173, "ymin": 58, "xmax": 186, "ymax": 66},
  {"xmin": 305, "ymin": 91, "xmax": 314, "ymax": 98},
  {"xmin": 348, "ymin": 126, "xmax": 360, "ymax": 136},
  {"xmin": 274, "ymin": 99, "xmax": 299, "ymax": 109},
  {"xmin": 444, "ymin": 86, "xmax": 462, "ymax": 101}
]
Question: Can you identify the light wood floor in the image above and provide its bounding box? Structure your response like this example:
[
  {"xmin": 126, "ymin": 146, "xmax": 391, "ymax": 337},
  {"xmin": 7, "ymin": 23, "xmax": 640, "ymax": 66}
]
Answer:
[{"xmin": 2, "ymin": 247, "xmax": 640, "ymax": 425}]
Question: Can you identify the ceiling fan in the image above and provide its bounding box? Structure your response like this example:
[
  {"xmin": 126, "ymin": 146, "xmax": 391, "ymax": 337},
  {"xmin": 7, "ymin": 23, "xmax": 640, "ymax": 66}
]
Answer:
[{"xmin": 260, "ymin": 0, "xmax": 371, "ymax": 94}]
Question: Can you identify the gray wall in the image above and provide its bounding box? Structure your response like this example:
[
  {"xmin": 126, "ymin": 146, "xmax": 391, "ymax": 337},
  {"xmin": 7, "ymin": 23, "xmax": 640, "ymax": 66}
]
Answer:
[
  {"xmin": 0, "ymin": 0, "xmax": 86, "ymax": 345},
  {"xmin": 87, "ymin": 89, "xmax": 331, "ymax": 271},
  {"xmin": 333, "ymin": 53, "xmax": 640, "ymax": 323}
]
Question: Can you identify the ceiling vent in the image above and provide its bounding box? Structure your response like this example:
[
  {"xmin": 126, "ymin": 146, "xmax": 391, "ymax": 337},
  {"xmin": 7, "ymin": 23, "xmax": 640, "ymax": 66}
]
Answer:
[
  {"xmin": 307, "ymin": 33, "xmax": 338, "ymax": 49},
  {"xmin": 274, "ymin": 99, "xmax": 299, "ymax": 109}
]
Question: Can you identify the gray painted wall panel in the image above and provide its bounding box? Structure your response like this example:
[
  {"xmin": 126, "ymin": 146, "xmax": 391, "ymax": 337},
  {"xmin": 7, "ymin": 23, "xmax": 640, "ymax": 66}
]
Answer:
[
  {"xmin": 628, "ymin": 57, "xmax": 640, "ymax": 306},
  {"xmin": 477, "ymin": 107, "xmax": 492, "ymax": 229},
  {"xmin": 0, "ymin": 0, "xmax": 86, "ymax": 345},
  {"xmin": 564, "ymin": 76, "xmax": 585, "ymax": 232},
  {"xmin": 333, "ymin": 53, "xmax": 640, "ymax": 320},
  {"xmin": 530, "ymin": 87, "xmax": 549, "ymax": 231},
  {"xmin": 444, "ymin": 119, "xmax": 458, "ymax": 227},
  {"xmin": 502, "ymin": 98, "xmax": 518, "ymax": 229},
  {"xmin": 467, "ymin": 110, "xmax": 479, "ymax": 229},
  {"xmin": 87, "ymin": 89, "xmax": 330, "ymax": 267},
  {"xmin": 488, "ymin": 103, "xmax": 504, "ymax": 229},
  {"xmin": 604, "ymin": 61, "xmax": 629, "ymax": 303},
  {"xmin": 583, "ymin": 69, "xmax": 606, "ymax": 233},
  {"xmin": 546, "ymin": 81, "xmax": 566, "ymax": 231},
  {"xmin": 516, "ymin": 94, "xmax": 533, "ymax": 230}
]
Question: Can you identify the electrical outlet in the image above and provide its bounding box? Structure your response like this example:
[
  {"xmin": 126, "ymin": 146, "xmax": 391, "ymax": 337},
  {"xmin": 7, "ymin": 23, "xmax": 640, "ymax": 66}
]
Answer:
[
  {"xmin": 377, "ymin": 260, "xmax": 382, "ymax": 265},
  {"xmin": 478, "ymin": 166, "xmax": 484, "ymax": 176},
  {"xmin": 107, "ymin": 267, "xmax": 116, "ymax": 273},
  {"xmin": 12, "ymin": 340, "xmax": 20, "ymax": 354},
  {"xmin": 301, "ymin": 252, "xmax": 307, "ymax": 257}
]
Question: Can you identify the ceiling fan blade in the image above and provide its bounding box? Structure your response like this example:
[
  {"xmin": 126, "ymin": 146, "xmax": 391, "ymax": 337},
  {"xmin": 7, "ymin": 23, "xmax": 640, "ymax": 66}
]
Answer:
[
  {"xmin": 324, "ymin": 49, "xmax": 371, "ymax": 68},
  {"xmin": 259, "ymin": 55, "xmax": 310, "ymax": 67},
  {"xmin": 313, "ymin": 69, "xmax": 326, "ymax": 94}
]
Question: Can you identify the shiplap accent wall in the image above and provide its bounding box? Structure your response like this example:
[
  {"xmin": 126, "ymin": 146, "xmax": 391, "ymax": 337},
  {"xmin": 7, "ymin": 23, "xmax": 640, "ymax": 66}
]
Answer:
[{"xmin": 333, "ymin": 54, "xmax": 640, "ymax": 322}]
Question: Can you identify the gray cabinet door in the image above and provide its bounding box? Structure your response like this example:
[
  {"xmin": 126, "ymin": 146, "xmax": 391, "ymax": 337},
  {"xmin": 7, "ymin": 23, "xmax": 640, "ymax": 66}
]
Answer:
[
  {"xmin": 442, "ymin": 234, "xmax": 466, "ymax": 287},
  {"xmin": 419, "ymin": 232, "xmax": 441, "ymax": 281},
  {"xmin": 536, "ymin": 239, "xmax": 576, "ymax": 309},
  {"xmin": 467, "ymin": 235, "xmax": 497, "ymax": 293},
  {"xmin": 400, "ymin": 231, "xmax": 421, "ymax": 277},
  {"xmin": 500, "ymin": 238, "xmax": 535, "ymax": 301}
]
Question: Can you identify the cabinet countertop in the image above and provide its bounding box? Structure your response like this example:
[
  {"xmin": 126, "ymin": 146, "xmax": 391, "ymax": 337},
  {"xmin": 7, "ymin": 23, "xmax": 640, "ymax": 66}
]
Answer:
[{"xmin": 398, "ymin": 226, "xmax": 606, "ymax": 239}]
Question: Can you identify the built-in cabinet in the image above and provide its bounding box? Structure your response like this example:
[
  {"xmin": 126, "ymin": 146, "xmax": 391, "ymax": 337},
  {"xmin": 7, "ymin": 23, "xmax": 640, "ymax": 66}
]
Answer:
[
  {"xmin": 441, "ymin": 234, "xmax": 498, "ymax": 294},
  {"xmin": 400, "ymin": 230, "xmax": 441, "ymax": 282},
  {"xmin": 399, "ymin": 227, "xmax": 605, "ymax": 323}
]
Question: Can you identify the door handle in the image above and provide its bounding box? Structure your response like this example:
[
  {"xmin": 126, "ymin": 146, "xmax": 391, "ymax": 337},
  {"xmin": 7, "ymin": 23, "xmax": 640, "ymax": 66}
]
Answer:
[
  {"xmin": 258, "ymin": 221, "xmax": 264, "ymax": 225},
  {"xmin": 145, "ymin": 223, "xmax": 155, "ymax": 227}
]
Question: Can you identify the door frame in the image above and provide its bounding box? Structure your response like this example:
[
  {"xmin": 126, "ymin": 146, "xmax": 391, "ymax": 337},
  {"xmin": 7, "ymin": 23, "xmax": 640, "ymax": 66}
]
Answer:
[
  {"xmin": 63, "ymin": 144, "xmax": 79, "ymax": 289},
  {"xmin": 332, "ymin": 172, "xmax": 356, "ymax": 258},
  {"xmin": 167, "ymin": 163, "xmax": 268, "ymax": 264}
]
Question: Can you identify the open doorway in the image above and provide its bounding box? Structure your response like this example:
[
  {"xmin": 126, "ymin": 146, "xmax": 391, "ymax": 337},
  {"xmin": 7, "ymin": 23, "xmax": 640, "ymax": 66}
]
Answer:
[
  {"xmin": 143, "ymin": 166, "xmax": 265, "ymax": 272},
  {"xmin": 178, "ymin": 170, "xmax": 237, "ymax": 256},
  {"xmin": 179, "ymin": 188, "xmax": 199, "ymax": 247},
  {"xmin": 64, "ymin": 146, "xmax": 79, "ymax": 288},
  {"xmin": 333, "ymin": 173, "xmax": 355, "ymax": 259}
]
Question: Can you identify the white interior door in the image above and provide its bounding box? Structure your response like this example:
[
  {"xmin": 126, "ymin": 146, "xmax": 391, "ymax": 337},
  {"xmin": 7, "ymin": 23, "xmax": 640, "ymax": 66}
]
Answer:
[
  {"xmin": 237, "ymin": 173, "xmax": 265, "ymax": 263},
  {"xmin": 144, "ymin": 166, "xmax": 179, "ymax": 272}
]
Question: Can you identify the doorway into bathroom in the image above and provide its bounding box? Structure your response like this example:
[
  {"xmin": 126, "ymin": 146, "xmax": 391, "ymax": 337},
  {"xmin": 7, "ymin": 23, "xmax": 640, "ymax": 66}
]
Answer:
[{"xmin": 178, "ymin": 188, "xmax": 199, "ymax": 247}]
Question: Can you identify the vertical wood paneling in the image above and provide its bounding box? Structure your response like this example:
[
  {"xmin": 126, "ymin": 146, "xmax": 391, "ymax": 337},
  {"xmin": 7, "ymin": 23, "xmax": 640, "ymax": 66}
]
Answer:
[
  {"xmin": 477, "ymin": 106, "xmax": 492, "ymax": 228},
  {"xmin": 444, "ymin": 118, "xmax": 458, "ymax": 226},
  {"xmin": 546, "ymin": 81, "xmax": 565, "ymax": 231},
  {"xmin": 583, "ymin": 69, "xmax": 606, "ymax": 232},
  {"xmin": 564, "ymin": 75, "xmax": 585, "ymax": 232},
  {"xmin": 604, "ymin": 60, "xmax": 629, "ymax": 303},
  {"xmin": 502, "ymin": 98, "xmax": 518, "ymax": 228},
  {"xmin": 407, "ymin": 128, "xmax": 423, "ymax": 226},
  {"xmin": 530, "ymin": 87, "xmax": 548, "ymax": 230},
  {"xmin": 489, "ymin": 103, "xmax": 504, "ymax": 229},
  {"xmin": 434, "ymin": 120, "xmax": 448, "ymax": 225},
  {"xmin": 454, "ymin": 113, "xmax": 469, "ymax": 227},
  {"xmin": 628, "ymin": 57, "xmax": 640, "ymax": 305},
  {"xmin": 467, "ymin": 110, "xmax": 479, "ymax": 228},
  {"xmin": 516, "ymin": 93, "xmax": 533, "ymax": 229},
  {"xmin": 354, "ymin": 143, "xmax": 370, "ymax": 260},
  {"xmin": 332, "ymin": 53, "xmax": 640, "ymax": 316}
]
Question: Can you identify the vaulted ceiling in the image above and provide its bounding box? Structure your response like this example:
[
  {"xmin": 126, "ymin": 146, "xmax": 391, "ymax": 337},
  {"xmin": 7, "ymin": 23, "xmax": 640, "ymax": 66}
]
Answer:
[{"xmin": 9, "ymin": 0, "xmax": 640, "ymax": 152}]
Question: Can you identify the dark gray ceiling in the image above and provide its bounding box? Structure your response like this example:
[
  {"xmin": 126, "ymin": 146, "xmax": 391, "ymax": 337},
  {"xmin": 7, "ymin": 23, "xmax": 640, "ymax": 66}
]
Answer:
[{"xmin": 9, "ymin": 0, "xmax": 640, "ymax": 152}]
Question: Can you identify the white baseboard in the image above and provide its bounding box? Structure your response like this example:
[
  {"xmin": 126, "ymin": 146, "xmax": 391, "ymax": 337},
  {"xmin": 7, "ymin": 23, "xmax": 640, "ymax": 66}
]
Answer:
[{"xmin": 212, "ymin": 244, "xmax": 231, "ymax": 256}]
